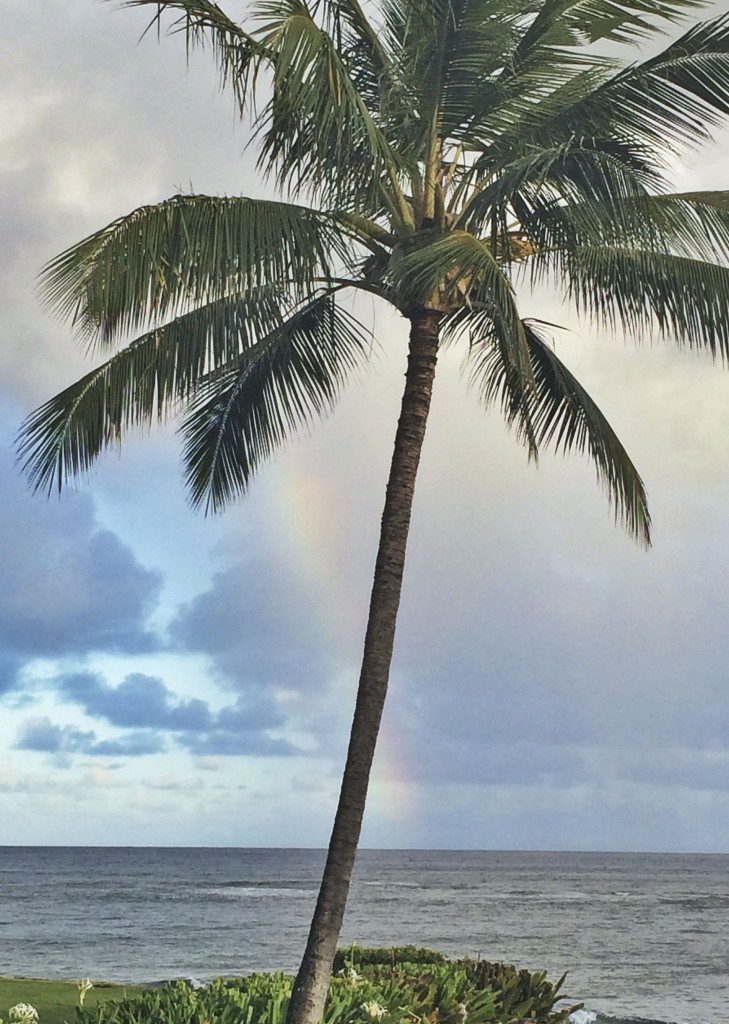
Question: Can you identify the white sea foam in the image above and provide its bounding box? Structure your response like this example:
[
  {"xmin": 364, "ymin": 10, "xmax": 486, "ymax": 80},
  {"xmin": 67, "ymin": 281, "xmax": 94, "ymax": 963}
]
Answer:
[{"xmin": 569, "ymin": 1011, "xmax": 597, "ymax": 1024}]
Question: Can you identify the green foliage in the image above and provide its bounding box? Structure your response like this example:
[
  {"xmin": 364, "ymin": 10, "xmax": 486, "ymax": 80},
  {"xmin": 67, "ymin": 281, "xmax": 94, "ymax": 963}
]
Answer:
[
  {"xmin": 69, "ymin": 954, "xmax": 578, "ymax": 1024},
  {"xmin": 332, "ymin": 946, "xmax": 447, "ymax": 971},
  {"xmin": 460, "ymin": 960, "xmax": 578, "ymax": 1023},
  {"xmin": 74, "ymin": 977, "xmax": 294, "ymax": 1024},
  {"xmin": 332, "ymin": 953, "xmax": 580, "ymax": 1024}
]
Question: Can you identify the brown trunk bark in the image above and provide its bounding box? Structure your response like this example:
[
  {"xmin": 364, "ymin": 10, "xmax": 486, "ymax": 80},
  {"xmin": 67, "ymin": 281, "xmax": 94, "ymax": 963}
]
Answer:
[{"xmin": 285, "ymin": 310, "xmax": 441, "ymax": 1024}]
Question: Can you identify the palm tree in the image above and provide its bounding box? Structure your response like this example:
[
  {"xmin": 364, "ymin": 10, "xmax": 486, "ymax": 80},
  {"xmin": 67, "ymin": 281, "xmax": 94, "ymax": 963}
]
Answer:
[{"xmin": 18, "ymin": 0, "xmax": 729, "ymax": 1020}]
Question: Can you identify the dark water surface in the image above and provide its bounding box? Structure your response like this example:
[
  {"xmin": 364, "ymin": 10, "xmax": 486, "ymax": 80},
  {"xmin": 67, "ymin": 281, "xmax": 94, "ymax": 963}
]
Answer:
[{"xmin": 1, "ymin": 848, "xmax": 726, "ymax": 1024}]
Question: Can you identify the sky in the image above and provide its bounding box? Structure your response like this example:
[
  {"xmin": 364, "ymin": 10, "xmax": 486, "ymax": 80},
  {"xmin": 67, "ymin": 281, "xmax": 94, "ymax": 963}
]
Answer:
[{"xmin": 2, "ymin": 0, "xmax": 729, "ymax": 851}]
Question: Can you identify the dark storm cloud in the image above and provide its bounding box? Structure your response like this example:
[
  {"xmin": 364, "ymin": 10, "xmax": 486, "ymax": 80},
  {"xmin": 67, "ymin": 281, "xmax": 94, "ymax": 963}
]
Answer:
[
  {"xmin": 214, "ymin": 693, "xmax": 287, "ymax": 732},
  {"xmin": 15, "ymin": 716, "xmax": 165, "ymax": 757},
  {"xmin": 51, "ymin": 670, "xmax": 301, "ymax": 758},
  {"xmin": 0, "ymin": 447, "xmax": 162, "ymax": 691}
]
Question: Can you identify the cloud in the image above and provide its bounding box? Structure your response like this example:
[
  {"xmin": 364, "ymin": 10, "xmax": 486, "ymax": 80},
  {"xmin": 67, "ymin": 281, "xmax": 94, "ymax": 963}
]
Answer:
[
  {"xmin": 169, "ymin": 558, "xmax": 331, "ymax": 694},
  {"xmin": 142, "ymin": 775, "xmax": 204, "ymax": 792},
  {"xmin": 51, "ymin": 670, "xmax": 301, "ymax": 758},
  {"xmin": 15, "ymin": 716, "xmax": 164, "ymax": 757},
  {"xmin": 0, "ymin": 0, "xmax": 267, "ymax": 407},
  {"xmin": 166, "ymin": 553, "xmax": 355, "ymax": 757},
  {"xmin": 177, "ymin": 730, "xmax": 298, "ymax": 757},
  {"xmin": 369, "ymin": 419, "xmax": 729, "ymax": 803},
  {"xmin": 57, "ymin": 672, "xmax": 214, "ymax": 731},
  {"xmin": 0, "ymin": 654, "xmax": 22, "ymax": 698},
  {"xmin": 0, "ymin": 440, "xmax": 163, "ymax": 697}
]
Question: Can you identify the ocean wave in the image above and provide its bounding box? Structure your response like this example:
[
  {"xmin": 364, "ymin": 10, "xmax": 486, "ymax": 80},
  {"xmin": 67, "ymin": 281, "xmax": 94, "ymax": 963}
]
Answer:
[
  {"xmin": 360, "ymin": 881, "xmax": 421, "ymax": 888},
  {"xmin": 658, "ymin": 894, "xmax": 729, "ymax": 910},
  {"xmin": 569, "ymin": 1010, "xmax": 597, "ymax": 1024},
  {"xmin": 569, "ymin": 1007, "xmax": 716, "ymax": 1024},
  {"xmin": 588, "ymin": 1014, "xmax": 708, "ymax": 1024},
  {"xmin": 204, "ymin": 886, "xmax": 314, "ymax": 899},
  {"xmin": 215, "ymin": 880, "xmax": 318, "ymax": 891}
]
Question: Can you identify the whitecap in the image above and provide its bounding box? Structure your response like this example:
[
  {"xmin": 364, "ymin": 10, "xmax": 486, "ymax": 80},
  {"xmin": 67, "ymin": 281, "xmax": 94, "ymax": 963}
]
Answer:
[{"xmin": 569, "ymin": 1010, "xmax": 597, "ymax": 1024}]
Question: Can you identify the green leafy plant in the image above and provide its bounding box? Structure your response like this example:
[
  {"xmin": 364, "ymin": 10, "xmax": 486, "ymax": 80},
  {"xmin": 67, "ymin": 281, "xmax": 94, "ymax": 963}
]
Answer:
[
  {"xmin": 460, "ymin": 960, "xmax": 580, "ymax": 1022},
  {"xmin": 333, "ymin": 947, "xmax": 447, "ymax": 972},
  {"xmin": 72, "ymin": 957, "xmax": 577, "ymax": 1024}
]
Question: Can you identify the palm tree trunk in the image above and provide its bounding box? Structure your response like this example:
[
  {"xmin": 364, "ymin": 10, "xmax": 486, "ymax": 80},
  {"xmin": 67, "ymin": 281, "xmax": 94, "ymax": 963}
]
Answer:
[{"xmin": 285, "ymin": 309, "xmax": 441, "ymax": 1024}]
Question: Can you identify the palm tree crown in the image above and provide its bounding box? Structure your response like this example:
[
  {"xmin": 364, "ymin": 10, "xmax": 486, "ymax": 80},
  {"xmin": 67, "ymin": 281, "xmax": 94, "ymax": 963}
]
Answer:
[
  {"xmin": 18, "ymin": 1, "xmax": 729, "ymax": 1022},
  {"xmin": 21, "ymin": 0, "xmax": 729, "ymax": 541}
]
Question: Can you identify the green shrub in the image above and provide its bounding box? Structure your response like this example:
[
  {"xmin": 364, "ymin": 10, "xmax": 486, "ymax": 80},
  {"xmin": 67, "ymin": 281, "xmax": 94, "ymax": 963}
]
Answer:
[
  {"xmin": 73, "ymin": 951, "xmax": 581, "ymax": 1024},
  {"xmin": 332, "ymin": 947, "xmax": 446, "ymax": 972},
  {"xmin": 334, "ymin": 956, "xmax": 580, "ymax": 1024},
  {"xmin": 83, "ymin": 977, "xmax": 300, "ymax": 1024},
  {"xmin": 459, "ymin": 960, "xmax": 579, "ymax": 1022}
]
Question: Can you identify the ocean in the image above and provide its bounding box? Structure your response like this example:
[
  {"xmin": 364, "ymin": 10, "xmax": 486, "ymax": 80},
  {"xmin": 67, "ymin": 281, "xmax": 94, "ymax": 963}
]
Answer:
[{"xmin": 0, "ymin": 848, "xmax": 726, "ymax": 1024}]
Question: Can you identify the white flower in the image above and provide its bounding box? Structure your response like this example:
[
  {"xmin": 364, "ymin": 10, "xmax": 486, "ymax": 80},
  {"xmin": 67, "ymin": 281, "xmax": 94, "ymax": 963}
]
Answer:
[
  {"xmin": 78, "ymin": 979, "xmax": 94, "ymax": 1006},
  {"xmin": 9, "ymin": 1005, "xmax": 39, "ymax": 1024},
  {"xmin": 457, "ymin": 1004, "xmax": 468, "ymax": 1020},
  {"xmin": 362, "ymin": 1002, "xmax": 387, "ymax": 1020},
  {"xmin": 339, "ymin": 966, "xmax": 363, "ymax": 987}
]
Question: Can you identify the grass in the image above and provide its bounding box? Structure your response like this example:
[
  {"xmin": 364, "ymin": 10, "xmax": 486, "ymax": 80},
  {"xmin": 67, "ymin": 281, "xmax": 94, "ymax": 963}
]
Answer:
[{"xmin": 0, "ymin": 978, "xmax": 151, "ymax": 1024}]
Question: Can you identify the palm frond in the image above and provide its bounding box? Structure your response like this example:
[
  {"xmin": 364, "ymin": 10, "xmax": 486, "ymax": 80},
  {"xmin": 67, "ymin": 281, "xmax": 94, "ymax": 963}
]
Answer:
[
  {"xmin": 323, "ymin": 0, "xmax": 393, "ymax": 107},
  {"xmin": 466, "ymin": 317, "xmax": 651, "ymax": 544},
  {"xmin": 40, "ymin": 194, "xmax": 360, "ymax": 346},
  {"xmin": 392, "ymin": 231, "xmax": 505, "ymax": 305},
  {"xmin": 457, "ymin": 136, "xmax": 660, "ymax": 239},
  {"xmin": 380, "ymin": 0, "xmax": 538, "ymax": 156},
  {"xmin": 439, "ymin": 0, "xmax": 545, "ymax": 145},
  {"xmin": 505, "ymin": 187, "xmax": 729, "ymax": 282},
  {"xmin": 516, "ymin": 0, "xmax": 706, "ymax": 50},
  {"xmin": 17, "ymin": 291, "xmax": 285, "ymax": 495},
  {"xmin": 527, "ymin": 188, "xmax": 729, "ymax": 264},
  {"xmin": 556, "ymin": 246, "xmax": 729, "ymax": 356},
  {"xmin": 254, "ymin": 0, "xmax": 403, "ymax": 206},
  {"xmin": 392, "ymin": 230, "xmax": 538, "ymax": 428},
  {"xmin": 122, "ymin": 0, "xmax": 268, "ymax": 112},
  {"xmin": 522, "ymin": 13, "xmax": 729, "ymax": 154},
  {"xmin": 181, "ymin": 291, "xmax": 375, "ymax": 510},
  {"xmin": 638, "ymin": 191, "xmax": 729, "ymax": 261},
  {"xmin": 460, "ymin": 60, "xmax": 614, "ymax": 156}
]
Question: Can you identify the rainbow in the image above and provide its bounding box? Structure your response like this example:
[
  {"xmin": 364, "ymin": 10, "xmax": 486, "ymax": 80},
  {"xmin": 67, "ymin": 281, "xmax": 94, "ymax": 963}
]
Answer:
[{"xmin": 267, "ymin": 446, "xmax": 418, "ymax": 828}]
